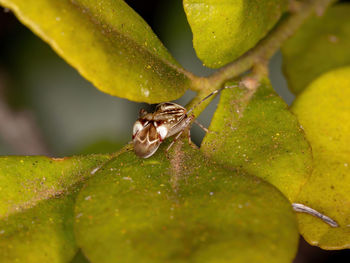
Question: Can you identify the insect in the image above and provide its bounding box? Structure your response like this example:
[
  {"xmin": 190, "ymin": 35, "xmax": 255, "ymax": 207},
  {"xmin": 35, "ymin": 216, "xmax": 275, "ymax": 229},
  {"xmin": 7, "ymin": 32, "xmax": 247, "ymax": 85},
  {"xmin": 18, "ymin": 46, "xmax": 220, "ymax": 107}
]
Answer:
[{"xmin": 132, "ymin": 85, "xmax": 238, "ymax": 158}]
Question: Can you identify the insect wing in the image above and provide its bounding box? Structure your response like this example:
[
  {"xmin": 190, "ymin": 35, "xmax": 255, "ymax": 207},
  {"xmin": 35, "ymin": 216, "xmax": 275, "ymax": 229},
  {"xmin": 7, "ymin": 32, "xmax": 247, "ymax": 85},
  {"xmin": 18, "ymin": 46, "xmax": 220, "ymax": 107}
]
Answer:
[
  {"xmin": 154, "ymin": 103, "xmax": 186, "ymax": 120},
  {"xmin": 133, "ymin": 122, "xmax": 161, "ymax": 158},
  {"xmin": 132, "ymin": 120, "xmax": 144, "ymax": 138},
  {"xmin": 153, "ymin": 102, "xmax": 187, "ymax": 138}
]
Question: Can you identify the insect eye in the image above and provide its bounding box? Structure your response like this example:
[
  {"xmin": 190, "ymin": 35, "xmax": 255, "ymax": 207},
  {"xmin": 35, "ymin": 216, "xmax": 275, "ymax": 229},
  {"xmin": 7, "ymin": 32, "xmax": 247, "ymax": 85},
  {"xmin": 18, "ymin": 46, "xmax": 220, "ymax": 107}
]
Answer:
[
  {"xmin": 156, "ymin": 125, "xmax": 168, "ymax": 141},
  {"xmin": 139, "ymin": 108, "xmax": 148, "ymax": 118},
  {"xmin": 132, "ymin": 121, "xmax": 144, "ymax": 137}
]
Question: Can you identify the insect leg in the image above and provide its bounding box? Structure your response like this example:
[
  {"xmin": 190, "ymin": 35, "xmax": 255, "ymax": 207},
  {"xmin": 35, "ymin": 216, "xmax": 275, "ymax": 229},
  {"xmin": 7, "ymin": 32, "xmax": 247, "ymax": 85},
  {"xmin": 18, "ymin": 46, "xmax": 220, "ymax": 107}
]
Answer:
[
  {"xmin": 194, "ymin": 120, "xmax": 209, "ymax": 133},
  {"xmin": 166, "ymin": 115, "xmax": 195, "ymax": 153},
  {"xmin": 187, "ymin": 128, "xmax": 197, "ymax": 149},
  {"xmin": 166, "ymin": 129, "xmax": 185, "ymax": 153}
]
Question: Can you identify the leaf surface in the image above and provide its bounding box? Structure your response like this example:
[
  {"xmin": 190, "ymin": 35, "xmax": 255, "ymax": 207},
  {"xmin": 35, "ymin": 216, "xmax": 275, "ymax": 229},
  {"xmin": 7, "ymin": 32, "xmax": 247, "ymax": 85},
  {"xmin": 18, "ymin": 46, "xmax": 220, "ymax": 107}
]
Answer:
[
  {"xmin": 291, "ymin": 67, "xmax": 350, "ymax": 249},
  {"xmin": 75, "ymin": 143, "xmax": 298, "ymax": 263},
  {"xmin": 0, "ymin": 155, "xmax": 110, "ymax": 262},
  {"xmin": 183, "ymin": 0, "xmax": 287, "ymax": 68},
  {"xmin": 0, "ymin": 0, "xmax": 191, "ymax": 103},
  {"xmin": 201, "ymin": 79, "xmax": 312, "ymax": 201},
  {"xmin": 282, "ymin": 4, "xmax": 350, "ymax": 94}
]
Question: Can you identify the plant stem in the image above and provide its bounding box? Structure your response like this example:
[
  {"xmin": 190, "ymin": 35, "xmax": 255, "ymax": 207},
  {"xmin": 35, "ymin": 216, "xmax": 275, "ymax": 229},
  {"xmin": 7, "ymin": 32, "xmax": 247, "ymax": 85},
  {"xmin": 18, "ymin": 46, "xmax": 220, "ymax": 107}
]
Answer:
[{"xmin": 187, "ymin": 0, "xmax": 335, "ymax": 115}]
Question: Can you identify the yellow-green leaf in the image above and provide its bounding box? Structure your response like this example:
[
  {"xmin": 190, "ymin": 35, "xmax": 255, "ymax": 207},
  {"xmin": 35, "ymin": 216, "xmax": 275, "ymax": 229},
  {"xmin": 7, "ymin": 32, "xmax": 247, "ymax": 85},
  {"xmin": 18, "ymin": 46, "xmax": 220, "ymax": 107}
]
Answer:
[
  {"xmin": 282, "ymin": 4, "xmax": 350, "ymax": 94},
  {"xmin": 0, "ymin": 0, "xmax": 191, "ymax": 103},
  {"xmin": 0, "ymin": 194, "xmax": 77, "ymax": 263},
  {"xmin": 291, "ymin": 67, "xmax": 350, "ymax": 249},
  {"xmin": 0, "ymin": 155, "xmax": 111, "ymax": 262},
  {"xmin": 183, "ymin": 0, "xmax": 287, "ymax": 68},
  {"xmin": 75, "ymin": 143, "xmax": 298, "ymax": 263},
  {"xmin": 201, "ymin": 79, "xmax": 312, "ymax": 201}
]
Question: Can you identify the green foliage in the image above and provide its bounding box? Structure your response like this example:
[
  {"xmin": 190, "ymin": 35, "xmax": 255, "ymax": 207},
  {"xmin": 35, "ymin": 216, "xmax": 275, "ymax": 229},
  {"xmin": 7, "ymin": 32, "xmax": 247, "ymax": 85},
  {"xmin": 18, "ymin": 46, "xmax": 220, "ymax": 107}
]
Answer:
[
  {"xmin": 0, "ymin": 194, "xmax": 76, "ymax": 263},
  {"xmin": 0, "ymin": 155, "xmax": 110, "ymax": 216},
  {"xmin": 201, "ymin": 80, "xmax": 312, "ymax": 201},
  {"xmin": 292, "ymin": 67, "xmax": 350, "ymax": 249},
  {"xmin": 75, "ymin": 143, "xmax": 298, "ymax": 263},
  {"xmin": 0, "ymin": 0, "xmax": 191, "ymax": 103},
  {"xmin": 282, "ymin": 4, "xmax": 350, "ymax": 94},
  {"xmin": 0, "ymin": 146, "xmax": 299, "ymax": 263},
  {"xmin": 184, "ymin": 0, "xmax": 288, "ymax": 68},
  {"xmin": 0, "ymin": 155, "xmax": 111, "ymax": 262}
]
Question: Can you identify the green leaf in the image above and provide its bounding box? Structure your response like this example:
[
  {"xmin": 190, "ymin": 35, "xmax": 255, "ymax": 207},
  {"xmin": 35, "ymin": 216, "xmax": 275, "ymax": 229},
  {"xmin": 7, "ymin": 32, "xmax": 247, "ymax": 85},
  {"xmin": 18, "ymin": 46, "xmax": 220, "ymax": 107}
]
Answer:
[
  {"xmin": 0, "ymin": 194, "xmax": 77, "ymax": 263},
  {"xmin": 0, "ymin": 155, "xmax": 111, "ymax": 262},
  {"xmin": 183, "ymin": 0, "xmax": 287, "ymax": 68},
  {"xmin": 0, "ymin": 0, "xmax": 191, "ymax": 103},
  {"xmin": 282, "ymin": 4, "xmax": 350, "ymax": 94},
  {"xmin": 75, "ymin": 143, "xmax": 298, "ymax": 263},
  {"xmin": 291, "ymin": 67, "xmax": 350, "ymax": 249},
  {"xmin": 201, "ymin": 79, "xmax": 312, "ymax": 201}
]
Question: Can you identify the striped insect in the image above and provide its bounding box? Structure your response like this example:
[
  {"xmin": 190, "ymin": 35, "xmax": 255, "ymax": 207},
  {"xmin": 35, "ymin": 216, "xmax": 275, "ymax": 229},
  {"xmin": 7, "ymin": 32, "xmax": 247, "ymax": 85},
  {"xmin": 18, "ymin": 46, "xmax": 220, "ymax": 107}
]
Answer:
[{"xmin": 132, "ymin": 85, "xmax": 237, "ymax": 158}]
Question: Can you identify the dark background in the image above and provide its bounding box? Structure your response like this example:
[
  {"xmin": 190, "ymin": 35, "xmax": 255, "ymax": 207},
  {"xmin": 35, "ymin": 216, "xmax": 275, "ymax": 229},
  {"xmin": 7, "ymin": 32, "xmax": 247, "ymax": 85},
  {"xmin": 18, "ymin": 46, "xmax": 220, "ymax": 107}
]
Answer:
[{"xmin": 0, "ymin": 0, "xmax": 349, "ymax": 262}]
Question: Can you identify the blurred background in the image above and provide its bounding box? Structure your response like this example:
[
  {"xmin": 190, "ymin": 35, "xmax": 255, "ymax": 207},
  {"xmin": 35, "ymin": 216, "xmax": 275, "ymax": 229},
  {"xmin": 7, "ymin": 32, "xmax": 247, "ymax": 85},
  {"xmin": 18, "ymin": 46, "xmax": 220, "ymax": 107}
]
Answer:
[{"xmin": 0, "ymin": 0, "xmax": 349, "ymax": 262}]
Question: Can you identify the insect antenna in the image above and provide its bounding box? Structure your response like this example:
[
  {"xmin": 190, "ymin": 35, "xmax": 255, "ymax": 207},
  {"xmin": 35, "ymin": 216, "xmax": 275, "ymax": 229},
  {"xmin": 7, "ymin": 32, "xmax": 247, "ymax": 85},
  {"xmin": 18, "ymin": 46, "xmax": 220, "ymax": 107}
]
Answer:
[{"xmin": 187, "ymin": 84, "xmax": 238, "ymax": 114}]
